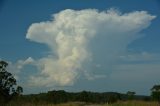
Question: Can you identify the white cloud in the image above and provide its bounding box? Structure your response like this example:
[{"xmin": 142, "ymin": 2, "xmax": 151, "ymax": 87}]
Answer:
[
  {"xmin": 16, "ymin": 57, "xmax": 35, "ymax": 70},
  {"xmin": 6, "ymin": 57, "xmax": 35, "ymax": 80},
  {"xmin": 7, "ymin": 57, "xmax": 34, "ymax": 72},
  {"xmin": 24, "ymin": 9, "xmax": 155, "ymax": 87}
]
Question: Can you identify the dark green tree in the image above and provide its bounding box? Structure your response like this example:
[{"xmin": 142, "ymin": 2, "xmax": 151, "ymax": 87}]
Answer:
[
  {"xmin": 0, "ymin": 60, "xmax": 23, "ymax": 103},
  {"xmin": 16, "ymin": 86, "xmax": 23, "ymax": 95},
  {"xmin": 77, "ymin": 91, "xmax": 90, "ymax": 102},
  {"xmin": 126, "ymin": 91, "xmax": 136, "ymax": 100},
  {"xmin": 151, "ymin": 85, "xmax": 160, "ymax": 102}
]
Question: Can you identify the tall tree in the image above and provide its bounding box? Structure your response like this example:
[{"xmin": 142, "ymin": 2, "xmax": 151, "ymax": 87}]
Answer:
[
  {"xmin": 0, "ymin": 60, "xmax": 23, "ymax": 103},
  {"xmin": 151, "ymin": 85, "xmax": 160, "ymax": 102}
]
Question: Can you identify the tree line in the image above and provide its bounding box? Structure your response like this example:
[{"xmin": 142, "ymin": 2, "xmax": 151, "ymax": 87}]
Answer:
[{"xmin": 22, "ymin": 90, "xmax": 121, "ymax": 104}]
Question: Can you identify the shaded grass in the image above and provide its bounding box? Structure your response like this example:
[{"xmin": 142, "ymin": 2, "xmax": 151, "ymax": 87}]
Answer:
[{"xmin": 6, "ymin": 102, "xmax": 85, "ymax": 106}]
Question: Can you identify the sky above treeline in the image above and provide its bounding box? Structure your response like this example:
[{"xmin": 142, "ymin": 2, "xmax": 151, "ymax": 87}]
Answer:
[{"xmin": 0, "ymin": 0, "xmax": 160, "ymax": 95}]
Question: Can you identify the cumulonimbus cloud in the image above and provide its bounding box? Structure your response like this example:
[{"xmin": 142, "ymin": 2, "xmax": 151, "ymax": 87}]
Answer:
[{"xmin": 24, "ymin": 9, "xmax": 155, "ymax": 87}]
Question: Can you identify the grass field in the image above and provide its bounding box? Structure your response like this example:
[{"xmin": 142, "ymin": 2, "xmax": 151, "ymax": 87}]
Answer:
[
  {"xmin": 5, "ymin": 101, "xmax": 160, "ymax": 106},
  {"xmin": 104, "ymin": 101, "xmax": 159, "ymax": 106}
]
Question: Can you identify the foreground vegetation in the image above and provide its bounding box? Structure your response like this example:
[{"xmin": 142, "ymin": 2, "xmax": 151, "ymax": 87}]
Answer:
[
  {"xmin": 3, "ymin": 90, "xmax": 150, "ymax": 104},
  {"xmin": 107, "ymin": 101, "xmax": 159, "ymax": 106},
  {"xmin": 5, "ymin": 101, "xmax": 160, "ymax": 106}
]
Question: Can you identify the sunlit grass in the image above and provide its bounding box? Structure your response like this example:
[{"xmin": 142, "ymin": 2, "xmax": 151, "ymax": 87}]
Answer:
[
  {"xmin": 103, "ymin": 101, "xmax": 159, "ymax": 106},
  {"xmin": 5, "ymin": 101, "xmax": 160, "ymax": 106}
]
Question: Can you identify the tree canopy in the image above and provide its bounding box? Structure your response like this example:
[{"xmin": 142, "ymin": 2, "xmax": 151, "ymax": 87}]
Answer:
[
  {"xmin": 0, "ymin": 60, "xmax": 23, "ymax": 103},
  {"xmin": 151, "ymin": 85, "xmax": 160, "ymax": 102}
]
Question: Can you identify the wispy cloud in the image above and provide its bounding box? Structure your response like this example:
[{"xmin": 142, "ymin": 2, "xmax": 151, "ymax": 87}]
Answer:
[{"xmin": 111, "ymin": 63, "xmax": 160, "ymax": 83}]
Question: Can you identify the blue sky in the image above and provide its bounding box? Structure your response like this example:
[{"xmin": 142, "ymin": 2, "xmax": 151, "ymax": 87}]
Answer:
[{"xmin": 0, "ymin": 0, "xmax": 160, "ymax": 95}]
